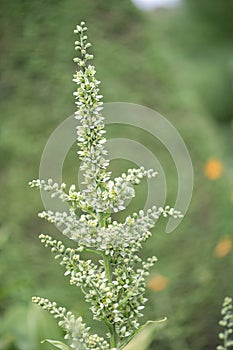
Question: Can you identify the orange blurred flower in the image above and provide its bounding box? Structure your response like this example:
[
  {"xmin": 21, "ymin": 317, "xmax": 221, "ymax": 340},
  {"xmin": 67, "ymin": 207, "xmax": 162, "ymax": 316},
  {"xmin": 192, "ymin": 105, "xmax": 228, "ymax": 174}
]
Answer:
[
  {"xmin": 204, "ymin": 158, "xmax": 223, "ymax": 180},
  {"xmin": 147, "ymin": 275, "xmax": 169, "ymax": 292},
  {"xmin": 214, "ymin": 237, "xmax": 232, "ymax": 258}
]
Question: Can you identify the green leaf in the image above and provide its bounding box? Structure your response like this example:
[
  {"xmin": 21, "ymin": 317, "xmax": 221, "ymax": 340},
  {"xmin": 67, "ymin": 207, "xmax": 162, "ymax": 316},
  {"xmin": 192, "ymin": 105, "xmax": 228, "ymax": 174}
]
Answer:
[
  {"xmin": 121, "ymin": 318, "xmax": 167, "ymax": 350},
  {"xmin": 42, "ymin": 339, "xmax": 72, "ymax": 350}
]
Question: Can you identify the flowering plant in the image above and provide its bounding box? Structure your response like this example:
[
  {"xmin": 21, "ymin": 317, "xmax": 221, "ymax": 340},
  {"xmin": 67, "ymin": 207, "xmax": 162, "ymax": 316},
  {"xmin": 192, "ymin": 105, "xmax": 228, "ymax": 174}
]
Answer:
[
  {"xmin": 30, "ymin": 21, "xmax": 182, "ymax": 350},
  {"xmin": 217, "ymin": 297, "xmax": 233, "ymax": 350}
]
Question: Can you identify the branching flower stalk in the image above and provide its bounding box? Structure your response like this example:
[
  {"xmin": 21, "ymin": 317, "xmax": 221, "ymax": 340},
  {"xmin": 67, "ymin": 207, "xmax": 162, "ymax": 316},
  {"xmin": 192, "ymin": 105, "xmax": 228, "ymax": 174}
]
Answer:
[
  {"xmin": 217, "ymin": 297, "xmax": 233, "ymax": 350},
  {"xmin": 30, "ymin": 21, "xmax": 183, "ymax": 350}
]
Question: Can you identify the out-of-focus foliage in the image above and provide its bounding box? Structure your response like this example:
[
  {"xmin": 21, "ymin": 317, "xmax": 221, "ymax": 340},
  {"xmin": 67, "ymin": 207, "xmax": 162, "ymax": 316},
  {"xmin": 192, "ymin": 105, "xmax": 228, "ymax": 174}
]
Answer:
[
  {"xmin": 0, "ymin": 303, "xmax": 62, "ymax": 350},
  {"xmin": 184, "ymin": 0, "xmax": 233, "ymax": 125},
  {"xmin": 0, "ymin": 0, "xmax": 232, "ymax": 349},
  {"xmin": 185, "ymin": 0, "xmax": 233, "ymax": 40}
]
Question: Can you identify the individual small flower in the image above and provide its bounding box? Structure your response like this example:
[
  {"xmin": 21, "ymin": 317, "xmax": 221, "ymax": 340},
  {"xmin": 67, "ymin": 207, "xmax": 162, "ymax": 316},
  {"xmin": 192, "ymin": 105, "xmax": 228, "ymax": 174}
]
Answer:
[
  {"xmin": 204, "ymin": 158, "xmax": 223, "ymax": 180},
  {"xmin": 147, "ymin": 274, "xmax": 169, "ymax": 292},
  {"xmin": 214, "ymin": 237, "xmax": 232, "ymax": 258}
]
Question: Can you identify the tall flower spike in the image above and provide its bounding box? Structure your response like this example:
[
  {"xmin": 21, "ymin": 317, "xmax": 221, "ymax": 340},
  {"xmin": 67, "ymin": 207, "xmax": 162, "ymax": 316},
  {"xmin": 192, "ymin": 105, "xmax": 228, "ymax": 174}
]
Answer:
[
  {"xmin": 73, "ymin": 22, "xmax": 111, "ymax": 215},
  {"xmin": 30, "ymin": 21, "xmax": 183, "ymax": 350}
]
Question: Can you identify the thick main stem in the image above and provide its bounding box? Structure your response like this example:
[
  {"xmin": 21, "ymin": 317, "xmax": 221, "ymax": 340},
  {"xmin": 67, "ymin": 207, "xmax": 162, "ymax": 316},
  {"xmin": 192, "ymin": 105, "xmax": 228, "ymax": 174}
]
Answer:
[{"xmin": 103, "ymin": 253, "xmax": 118, "ymax": 349}]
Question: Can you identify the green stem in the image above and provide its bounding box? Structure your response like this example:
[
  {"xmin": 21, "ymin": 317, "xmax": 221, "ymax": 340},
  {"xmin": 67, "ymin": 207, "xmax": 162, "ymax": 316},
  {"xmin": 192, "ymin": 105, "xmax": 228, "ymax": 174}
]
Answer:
[
  {"xmin": 99, "ymin": 213, "xmax": 119, "ymax": 349},
  {"xmin": 103, "ymin": 254, "xmax": 111, "ymax": 281},
  {"xmin": 103, "ymin": 253, "xmax": 118, "ymax": 349}
]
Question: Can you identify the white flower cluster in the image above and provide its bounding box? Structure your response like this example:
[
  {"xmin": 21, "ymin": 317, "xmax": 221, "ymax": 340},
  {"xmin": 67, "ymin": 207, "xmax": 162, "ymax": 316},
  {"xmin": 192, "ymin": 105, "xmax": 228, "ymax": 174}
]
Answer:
[
  {"xmin": 38, "ymin": 234, "xmax": 157, "ymax": 340},
  {"xmin": 30, "ymin": 168, "xmax": 158, "ymax": 215},
  {"xmin": 32, "ymin": 296, "xmax": 110, "ymax": 350},
  {"xmin": 29, "ymin": 179, "xmax": 69, "ymax": 200},
  {"xmin": 38, "ymin": 204, "xmax": 182, "ymax": 252},
  {"xmin": 30, "ymin": 21, "xmax": 183, "ymax": 350},
  {"xmin": 217, "ymin": 297, "xmax": 233, "ymax": 350},
  {"xmin": 73, "ymin": 23, "xmax": 109, "ymax": 215}
]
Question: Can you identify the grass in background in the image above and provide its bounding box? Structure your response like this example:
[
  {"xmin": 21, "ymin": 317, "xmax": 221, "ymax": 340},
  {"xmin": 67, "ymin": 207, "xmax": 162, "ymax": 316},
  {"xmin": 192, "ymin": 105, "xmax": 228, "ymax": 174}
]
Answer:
[{"xmin": 0, "ymin": 1, "xmax": 232, "ymax": 349}]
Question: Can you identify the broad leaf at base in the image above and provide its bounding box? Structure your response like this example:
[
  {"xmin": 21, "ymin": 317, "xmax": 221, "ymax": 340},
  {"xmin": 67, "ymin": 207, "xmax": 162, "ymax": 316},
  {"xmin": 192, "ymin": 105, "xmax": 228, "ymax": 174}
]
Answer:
[{"xmin": 122, "ymin": 318, "xmax": 167, "ymax": 350}]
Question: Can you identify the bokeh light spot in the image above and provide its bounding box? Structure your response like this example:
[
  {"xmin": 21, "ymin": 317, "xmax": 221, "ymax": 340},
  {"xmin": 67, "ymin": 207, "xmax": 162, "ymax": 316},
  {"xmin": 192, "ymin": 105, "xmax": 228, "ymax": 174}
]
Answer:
[
  {"xmin": 147, "ymin": 274, "xmax": 169, "ymax": 291},
  {"xmin": 204, "ymin": 158, "xmax": 223, "ymax": 180},
  {"xmin": 214, "ymin": 237, "xmax": 232, "ymax": 258}
]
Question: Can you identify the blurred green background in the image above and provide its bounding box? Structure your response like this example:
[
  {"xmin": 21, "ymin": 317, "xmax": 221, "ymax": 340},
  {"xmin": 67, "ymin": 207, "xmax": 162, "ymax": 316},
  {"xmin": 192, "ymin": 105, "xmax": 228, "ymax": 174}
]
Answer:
[{"xmin": 0, "ymin": 0, "xmax": 233, "ymax": 349}]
